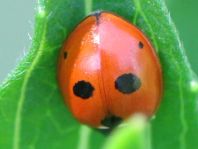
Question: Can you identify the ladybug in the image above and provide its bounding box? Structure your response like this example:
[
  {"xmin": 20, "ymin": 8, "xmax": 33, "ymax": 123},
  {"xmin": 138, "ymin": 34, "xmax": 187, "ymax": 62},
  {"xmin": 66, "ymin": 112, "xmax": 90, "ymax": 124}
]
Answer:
[{"xmin": 58, "ymin": 11, "xmax": 163, "ymax": 129}]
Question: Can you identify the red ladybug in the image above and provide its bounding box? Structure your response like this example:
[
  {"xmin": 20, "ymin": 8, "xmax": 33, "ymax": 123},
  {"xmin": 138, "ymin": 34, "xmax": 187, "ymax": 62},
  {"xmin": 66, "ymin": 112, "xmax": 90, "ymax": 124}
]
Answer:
[{"xmin": 58, "ymin": 11, "xmax": 163, "ymax": 129}]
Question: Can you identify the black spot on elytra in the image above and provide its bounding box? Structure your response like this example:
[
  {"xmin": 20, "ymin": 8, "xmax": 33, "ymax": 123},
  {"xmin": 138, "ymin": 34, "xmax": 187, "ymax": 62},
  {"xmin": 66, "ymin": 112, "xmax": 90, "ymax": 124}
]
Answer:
[
  {"xmin": 63, "ymin": 51, "xmax": 68, "ymax": 59},
  {"xmin": 101, "ymin": 115, "xmax": 123, "ymax": 128},
  {"xmin": 139, "ymin": 41, "xmax": 144, "ymax": 49},
  {"xmin": 73, "ymin": 80, "xmax": 94, "ymax": 99},
  {"xmin": 115, "ymin": 73, "xmax": 141, "ymax": 94}
]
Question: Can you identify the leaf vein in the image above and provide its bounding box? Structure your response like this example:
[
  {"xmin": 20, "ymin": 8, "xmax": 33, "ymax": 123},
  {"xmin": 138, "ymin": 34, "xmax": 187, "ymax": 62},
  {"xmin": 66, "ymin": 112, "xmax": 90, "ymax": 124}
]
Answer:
[
  {"xmin": 133, "ymin": 0, "xmax": 159, "ymax": 52},
  {"xmin": 160, "ymin": 1, "xmax": 188, "ymax": 148},
  {"xmin": 84, "ymin": 0, "xmax": 92, "ymax": 15},
  {"xmin": 12, "ymin": 17, "xmax": 47, "ymax": 149},
  {"xmin": 134, "ymin": 1, "xmax": 188, "ymax": 148},
  {"xmin": 77, "ymin": 126, "xmax": 91, "ymax": 149}
]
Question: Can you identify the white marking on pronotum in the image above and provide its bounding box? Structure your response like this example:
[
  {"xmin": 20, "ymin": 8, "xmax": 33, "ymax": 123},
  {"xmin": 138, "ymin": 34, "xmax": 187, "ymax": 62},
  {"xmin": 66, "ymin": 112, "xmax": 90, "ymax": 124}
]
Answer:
[{"xmin": 98, "ymin": 125, "xmax": 109, "ymax": 129}]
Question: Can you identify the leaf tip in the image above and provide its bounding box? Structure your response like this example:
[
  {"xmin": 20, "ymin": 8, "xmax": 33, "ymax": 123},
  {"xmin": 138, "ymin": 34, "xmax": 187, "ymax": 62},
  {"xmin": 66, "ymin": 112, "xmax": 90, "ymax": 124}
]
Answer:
[
  {"xmin": 37, "ymin": 0, "xmax": 46, "ymax": 18},
  {"xmin": 190, "ymin": 78, "xmax": 198, "ymax": 94}
]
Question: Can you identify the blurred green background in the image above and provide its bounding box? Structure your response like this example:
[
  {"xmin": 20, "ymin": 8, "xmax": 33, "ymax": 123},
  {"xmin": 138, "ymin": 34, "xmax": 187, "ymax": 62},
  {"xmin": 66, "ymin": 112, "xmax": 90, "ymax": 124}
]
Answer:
[{"xmin": 0, "ymin": 0, "xmax": 197, "ymax": 83}]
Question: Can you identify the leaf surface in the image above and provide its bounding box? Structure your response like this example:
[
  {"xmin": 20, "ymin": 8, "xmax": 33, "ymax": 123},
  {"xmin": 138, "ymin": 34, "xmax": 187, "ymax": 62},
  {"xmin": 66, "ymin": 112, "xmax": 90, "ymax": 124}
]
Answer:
[
  {"xmin": 103, "ymin": 115, "xmax": 150, "ymax": 149},
  {"xmin": 0, "ymin": 0, "xmax": 198, "ymax": 149}
]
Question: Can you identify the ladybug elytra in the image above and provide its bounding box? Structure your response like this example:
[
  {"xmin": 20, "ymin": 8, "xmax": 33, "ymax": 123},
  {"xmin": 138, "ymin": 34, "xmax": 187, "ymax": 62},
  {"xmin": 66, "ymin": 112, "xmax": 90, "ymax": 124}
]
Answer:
[{"xmin": 58, "ymin": 11, "xmax": 163, "ymax": 129}]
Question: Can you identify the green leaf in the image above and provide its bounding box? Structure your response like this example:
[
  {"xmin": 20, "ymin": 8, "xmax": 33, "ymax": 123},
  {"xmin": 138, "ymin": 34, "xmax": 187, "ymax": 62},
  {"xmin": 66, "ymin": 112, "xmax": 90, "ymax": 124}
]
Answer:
[
  {"xmin": 0, "ymin": 0, "xmax": 198, "ymax": 149},
  {"xmin": 102, "ymin": 115, "xmax": 151, "ymax": 149}
]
